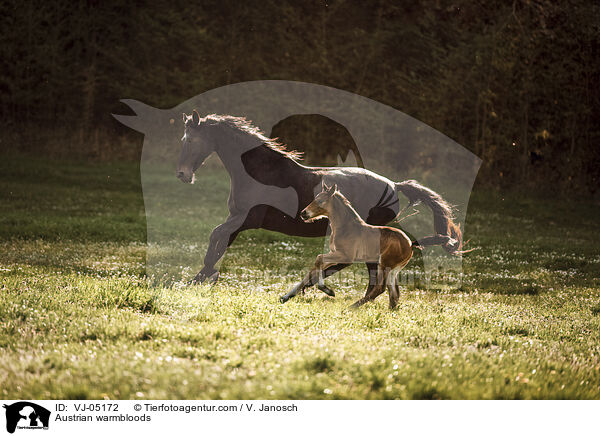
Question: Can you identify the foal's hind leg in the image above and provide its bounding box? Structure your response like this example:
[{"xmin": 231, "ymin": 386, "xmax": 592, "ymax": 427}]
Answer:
[
  {"xmin": 350, "ymin": 266, "xmax": 390, "ymax": 309},
  {"xmin": 387, "ymin": 270, "xmax": 400, "ymax": 309},
  {"xmin": 360, "ymin": 262, "xmax": 380, "ymax": 299},
  {"xmin": 387, "ymin": 257, "xmax": 411, "ymax": 309}
]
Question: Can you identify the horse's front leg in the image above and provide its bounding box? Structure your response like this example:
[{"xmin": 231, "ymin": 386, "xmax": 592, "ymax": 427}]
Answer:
[{"xmin": 191, "ymin": 213, "xmax": 247, "ymax": 284}]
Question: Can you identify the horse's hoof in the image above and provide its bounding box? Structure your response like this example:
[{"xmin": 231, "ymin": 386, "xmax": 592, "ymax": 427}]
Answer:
[
  {"xmin": 206, "ymin": 271, "xmax": 220, "ymax": 283},
  {"xmin": 279, "ymin": 296, "xmax": 288, "ymax": 304},
  {"xmin": 349, "ymin": 299, "xmax": 365, "ymax": 310},
  {"xmin": 189, "ymin": 268, "xmax": 219, "ymax": 285},
  {"xmin": 317, "ymin": 284, "xmax": 335, "ymax": 297}
]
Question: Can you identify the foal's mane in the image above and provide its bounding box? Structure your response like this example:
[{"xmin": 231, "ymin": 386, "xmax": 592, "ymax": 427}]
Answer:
[
  {"xmin": 332, "ymin": 191, "xmax": 365, "ymax": 223},
  {"xmin": 334, "ymin": 191, "xmax": 354, "ymax": 209},
  {"xmin": 201, "ymin": 114, "xmax": 303, "ymax": 161}
]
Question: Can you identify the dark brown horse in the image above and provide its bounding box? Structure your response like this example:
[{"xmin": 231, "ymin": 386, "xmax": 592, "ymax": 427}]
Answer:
[{"xmin": 176, "ymin": 110, "xmax": 463, "ymax": 298}]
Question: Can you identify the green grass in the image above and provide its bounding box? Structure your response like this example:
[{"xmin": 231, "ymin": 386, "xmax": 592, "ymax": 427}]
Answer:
[{"xmin": 1, "ymin": 154, "xmax": 600, "ymax": 399}]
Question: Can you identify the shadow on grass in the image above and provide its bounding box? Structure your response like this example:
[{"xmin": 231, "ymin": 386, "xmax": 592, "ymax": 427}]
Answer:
[{"xmin": 458, "ymin": 277, "xmax": 541, "ymax": 295}]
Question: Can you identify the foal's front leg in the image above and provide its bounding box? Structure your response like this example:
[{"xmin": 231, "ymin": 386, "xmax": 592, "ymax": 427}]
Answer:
[
  {"xmin": 280, "ymin": 258, "xmax": 323, "ymax": 303},
  {"xmin": 280, "ymin": 253, "xmax": 343, "ymax": 303}
]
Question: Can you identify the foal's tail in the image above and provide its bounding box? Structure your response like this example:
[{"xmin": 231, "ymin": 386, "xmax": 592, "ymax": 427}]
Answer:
[{"xmin": 395, "ymin": 180, "xmax": 464, "ymax": 255}]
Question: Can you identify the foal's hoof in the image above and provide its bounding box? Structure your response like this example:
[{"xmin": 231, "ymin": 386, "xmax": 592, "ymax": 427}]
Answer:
[
  {"xmin": 279, "ymin": 295, "xmax": 289, "ymax": 304},
  {"xmin": 317, "ymin": 284, "xmax": 335, "ymax": 297}
]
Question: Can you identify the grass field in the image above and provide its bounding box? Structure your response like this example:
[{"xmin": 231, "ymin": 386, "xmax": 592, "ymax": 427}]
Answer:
[{"xmin": 1, "ymin": 154, "xmax": 599, "ymax": 399}]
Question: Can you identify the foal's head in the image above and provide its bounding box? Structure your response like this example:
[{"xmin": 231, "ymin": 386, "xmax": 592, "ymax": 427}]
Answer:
[
  {"xmin": 300, "ymin": 183, "xmax": 337, "ymax": 222},
  {"xmin": 177, "ymin": 110, "xmax": 216, "ymax": 183}
]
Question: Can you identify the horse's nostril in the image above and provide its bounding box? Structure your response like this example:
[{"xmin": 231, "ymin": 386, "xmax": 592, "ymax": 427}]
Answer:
[{"xmin": 176, "ymin": 171, "xmax": 185, "ymax": 179}]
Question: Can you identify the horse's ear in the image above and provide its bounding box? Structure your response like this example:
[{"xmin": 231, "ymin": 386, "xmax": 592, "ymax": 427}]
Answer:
[
  {"xmin": 321, "ymin": 180, "xmax": 330, "ymax": 192},
  {"xmin": 182, "ymin": 112, "xmax": 188, "ymax": 123},
  {"xmin": 330, "ymin": 183, "xmax": 338, "ymax": 193},
  {"xmin": 192, "ymin": 110, "xmax": 200, "ymax": 125}
]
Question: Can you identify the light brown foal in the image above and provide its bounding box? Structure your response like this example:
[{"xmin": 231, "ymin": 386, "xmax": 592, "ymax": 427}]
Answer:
[{"xmin": 280, "ymin": 183, "xmax": 455, "ymax": 309}]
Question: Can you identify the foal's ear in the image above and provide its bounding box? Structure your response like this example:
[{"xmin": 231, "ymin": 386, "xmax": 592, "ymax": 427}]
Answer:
[
  {"xmin": 321, "ymin": 180, "xmax": 330, "ymax": 192},
  {"xmin": 192, "ymin": 110, "xmax": 200, "ymax": 125},
  {"xmin": 182, "ymin": 112, "xmax": 188, "ymax": 123},
  {"xmin": 324, "ymin": 183, "xmax": 336, "ymax": 196}
]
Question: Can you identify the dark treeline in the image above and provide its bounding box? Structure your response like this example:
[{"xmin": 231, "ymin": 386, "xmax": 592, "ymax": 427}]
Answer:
[{"xmin": 1, "ymin": 0, "xmax": 598, "ymax": 195}]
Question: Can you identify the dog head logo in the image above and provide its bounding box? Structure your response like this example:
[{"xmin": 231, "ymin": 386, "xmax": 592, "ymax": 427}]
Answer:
[
  {"xmin": 3, "ymin": 402, "xmax": 50, "ymax": 433},
  {"xmin": 113, "ymin": 80, "xmax": 481, "ymax": 288}
]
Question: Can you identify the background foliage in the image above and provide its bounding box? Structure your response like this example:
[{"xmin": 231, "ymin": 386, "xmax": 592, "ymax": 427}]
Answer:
[{"xmin": 1, "ymin": 0, "xmax": 598, "ymax": 195}]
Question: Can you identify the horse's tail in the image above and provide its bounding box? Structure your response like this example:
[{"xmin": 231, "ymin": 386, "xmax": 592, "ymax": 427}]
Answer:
[
  {"xmin": 395, "ymin": 180, "xmax": 464, "ymax": 255},
  {"xmin": 411, "ymin": 235, "xmax": 456, "ymax": 250}
]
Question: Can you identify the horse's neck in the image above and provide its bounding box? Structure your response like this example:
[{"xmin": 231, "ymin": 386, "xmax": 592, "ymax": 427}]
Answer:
[
  {"xmin": 212, "ymin": 125, "xmax": 296, "ymax": 178},
  {"xmin": 214, "ymin": 125, "xmax": 309, "ymax": 190},
  {"xmin": 211, "ymin": 126, "xmax": 255, "ymax": 179}
]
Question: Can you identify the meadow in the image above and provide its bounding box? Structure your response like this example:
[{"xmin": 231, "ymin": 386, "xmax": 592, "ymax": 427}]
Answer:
[{"xmin": 1, "ymin": 154, "xmax": 599, "ymax": 399}]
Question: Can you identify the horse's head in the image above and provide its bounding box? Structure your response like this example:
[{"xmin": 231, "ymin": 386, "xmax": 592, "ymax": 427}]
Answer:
[
  {"xmin": 300, "ymin": 182, "xmax": 337, "ymax": 222},
  {"xmin": 176, "ymin": 110, "xmax": 216, "ymax": 184}
]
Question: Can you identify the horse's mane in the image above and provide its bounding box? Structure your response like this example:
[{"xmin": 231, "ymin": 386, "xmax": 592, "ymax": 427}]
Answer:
[{"xmin": 201, "ymin": 114, "xmax": 303, "ymax": 161}]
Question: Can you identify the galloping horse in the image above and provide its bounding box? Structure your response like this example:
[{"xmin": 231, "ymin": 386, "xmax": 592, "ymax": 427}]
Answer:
[
  {"xmin": 281, "ymin": 183, "xmax": 456, "ymax": 308},
  {"xmin": 176, "ymin": 110, "xmax": 463, "ymax": 298}
]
